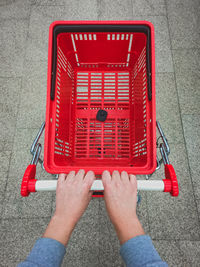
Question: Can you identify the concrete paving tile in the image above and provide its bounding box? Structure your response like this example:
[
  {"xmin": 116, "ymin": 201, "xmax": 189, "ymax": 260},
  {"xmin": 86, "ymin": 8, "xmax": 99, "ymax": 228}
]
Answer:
[
  {"xmin": 2, "ymin": 176, "xmax": 53, "ymax": 219},
  {"xmin": 147, "ymin": 143, "xmax": 200, "ymax": 240},
  {"xmin": 0, "ymin": 122, "xmax": 15, "ymax": 151},
  {"xmin": 0, "ymin": 151, "xmax": 11, "ymax": 177},
  {"xmin": 0, "ymin": 19, "xmax": 29, "ymax": 77},
  {"xmin": 16, "ymin": 75, "xmax": 46, "ymax": 128},
  {"xmin": 65, "ymin": 0, "xmax": 98, "ymax": 20},
  {"xmin": 62, "ymin": 259, "xmax": 100, "ymax": 267},
  {"xmin": 175, "ymin": 73, "xmax": 200, "ymax": 115},
  {"xmin": 182, "ymin": 115, "xmax": 200, "ymax": 199},
  {"xmin": 25, "ymin": 37, "xmax": 48, "ymax": 62},
  {"xmin": 168, "ymin": 143, "xmax": 198, "ymax": 197},
  {"xmin": 28, "ymin": 3, "xmax": 97, "ymax": 44},
  {"xmin": 0, "ymin": 175, "xmax": 8, "ymax": 218},
  {"xmin": 26, "ymin": 3, "xmax": 97, "ymax": 64},
  {"xmin": 0, "ymin": 0, "xmax": 30, "ymax": 19},
  {"xmin": 155, "ymin": 48, "xmax": 174, "ymax": 73},
  {"xmin": 23, "ymin": 60, "xmax": 47, "ymax": 78},
  {"xmin": 167, "ymin": 0, "xmax": 200, "ymax": 49},
  {"xmin": 132, "ymin": 0, "xmax": 166, "ymax": 16},
  {"xmin": 8, "ymin": 128, "xmax": 51, "ymax": 179},
  {"xmin": 197, "ymin": 200, "xmax": 200, "ymax": 218},
  {"xmin": 98, "ymin": 0, "xmax": 133, "ymax": 20},
  {"xmin": 147, "ymin": 191, "xmax": 200, "ymax": 241},
  {"xmin": 131, "ymin": 16, "xmax": 173, "ymax": 73},
  {"xmin": 153, "ymin": 240, "xmax": 183, "ymax": 267},
  {"xmin": 62, "ymin": 211, "xmax": 100, "ymax": 267},
  {"xmin": 0, "ymin": 150, "xmax": 10, "ymax": 216},
  {"xmin": 0, "ymin": 78, "xmax": 21, "ymax": 121},
  {"xmin": 179, "ymin": 241, "xmax": 200, "ymax": 266},
  {"xmin": 0, "ymin": 77, "xmax": 21, "ymax": 151},
  {"xmin": 167, "ymin": 0, "xmax": 200, "ymax": 7},
  {"xmin": 98, "ymin": 200, "xmax": 124, "ymax": 267},
  {"xmin": 173, "ymin": 49, "xmax": 200, "ymax": 114},
  {"xmin": 173, "ymin": 49, "xmax": 200, "ymax": 75},
  {"xmin": 132, "ymin": 16, "xmax": 171, "ymax": 51},
  {"xmin": 156, "ymin": 73, "xmax": 184, "ymax": 144},
  {"xmin": 0, "ymin": 217, "xmax": 50, "ymax": 266},
  {"xmin": 28, "ymin": 5, "xmax": 65, "ymax": 41},
  {"xmin": 32, "ymin": 0, "xmax": 65, "ymax": 5}
]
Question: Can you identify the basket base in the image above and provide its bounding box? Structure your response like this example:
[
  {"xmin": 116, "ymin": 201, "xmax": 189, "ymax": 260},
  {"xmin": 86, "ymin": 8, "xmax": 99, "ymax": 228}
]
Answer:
[{"xmin": 74, "ymin": 71, "xmax": 131, "ymax": 160}]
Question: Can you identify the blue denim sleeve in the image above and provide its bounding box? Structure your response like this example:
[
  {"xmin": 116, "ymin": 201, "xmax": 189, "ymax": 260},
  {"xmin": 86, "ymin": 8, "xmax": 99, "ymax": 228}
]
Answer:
[
  {"xmin": 17, "ymin": 238, "xmax": 66, "ymax": 267},
  {"xmin": 120, "ymin": 235, "xmax": 168, "ymax": 267}
]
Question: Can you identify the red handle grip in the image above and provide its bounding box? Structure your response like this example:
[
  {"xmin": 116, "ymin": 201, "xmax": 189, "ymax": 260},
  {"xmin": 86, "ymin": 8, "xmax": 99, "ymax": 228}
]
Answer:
[
  {"xmin": 163, "ymin": 164, "xmax": 179, "ymax": 197},
  {"xmin": 21, "ymin": 165, "xmax": 37, "ymax": 197}
]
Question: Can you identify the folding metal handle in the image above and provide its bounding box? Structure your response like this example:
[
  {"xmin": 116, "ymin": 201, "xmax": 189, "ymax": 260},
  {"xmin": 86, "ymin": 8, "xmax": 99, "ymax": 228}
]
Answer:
[
  {"xmin": 156, "ymin": 121, "xmax": 171, "ymax": 167},
  {"xmin": 30, "ymin": 122, "xmax": 45, "ymax": 166}
]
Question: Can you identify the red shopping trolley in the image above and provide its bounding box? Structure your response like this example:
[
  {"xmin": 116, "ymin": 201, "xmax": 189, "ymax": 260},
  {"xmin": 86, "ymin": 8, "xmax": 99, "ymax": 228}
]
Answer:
[{"xmin": 21, "ymin": 21, "xmax": 179, "ymax": 197}]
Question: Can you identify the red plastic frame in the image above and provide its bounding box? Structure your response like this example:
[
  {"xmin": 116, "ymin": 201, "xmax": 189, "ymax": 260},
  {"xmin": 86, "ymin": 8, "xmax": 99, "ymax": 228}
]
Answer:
[
  {"xmin": 21, "ymin": 165, "xmax": 37, "ymax": 197},
  {"xmin": 163, "ymin": 164, "xmax": 179, "ymax": 197},
  {"xmin": 44, "ymin": 21, "xmax": 156, "ymax": 175}
]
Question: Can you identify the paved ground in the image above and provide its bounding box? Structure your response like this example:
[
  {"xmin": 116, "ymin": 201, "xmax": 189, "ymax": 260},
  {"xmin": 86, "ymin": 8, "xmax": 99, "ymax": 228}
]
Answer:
[{"xmin": 0, "ymin": 0, "xmax": 200, "ymax": 266}]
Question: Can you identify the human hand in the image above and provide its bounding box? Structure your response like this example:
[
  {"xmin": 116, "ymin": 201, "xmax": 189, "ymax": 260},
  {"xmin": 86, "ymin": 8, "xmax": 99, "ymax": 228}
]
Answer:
[
  {"xmin": 54, "ymin": 170, "xmax": 95, "ymax": 225},
  {"xmin": 43, "ymin": 170, "xmax": 95, "ymax": 245},
  {"xmin": 102, "ymin": 170, "xmax": 144, "ymax": 244}
]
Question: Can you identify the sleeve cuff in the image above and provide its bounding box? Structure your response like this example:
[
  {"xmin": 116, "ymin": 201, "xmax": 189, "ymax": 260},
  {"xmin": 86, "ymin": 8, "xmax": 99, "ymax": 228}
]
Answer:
[
  {"xmin": 26, "ymin": 238, "xmax": 66, "ymax": 267},
  {"xmin": 120, "ymin": 235, "xmax": 166, "ymax": 267}
]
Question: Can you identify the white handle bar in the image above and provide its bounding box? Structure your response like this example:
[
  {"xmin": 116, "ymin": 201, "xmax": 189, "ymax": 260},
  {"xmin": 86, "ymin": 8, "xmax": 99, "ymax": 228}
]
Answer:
[{"xmin": 35, "ymin": 180, "xmax": 165, "ymax": 192}]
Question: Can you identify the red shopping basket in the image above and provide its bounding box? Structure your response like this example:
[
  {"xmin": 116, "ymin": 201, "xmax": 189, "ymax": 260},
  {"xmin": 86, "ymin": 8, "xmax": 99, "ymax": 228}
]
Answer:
[
  {"xmin": 21, "ymin": 21, "xmax": 179, "ymax": 198},
  {"xmin": 44, "ymin": 21, "xmax": 156, "ymax": 175}
]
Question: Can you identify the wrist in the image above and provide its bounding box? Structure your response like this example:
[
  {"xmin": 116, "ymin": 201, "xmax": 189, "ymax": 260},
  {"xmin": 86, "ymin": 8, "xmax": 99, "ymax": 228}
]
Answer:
[
  {"xmin": 43, "ymin": 215, "xmax": 76, "ymax": 246},
  {"xmin": 53, "ymin": 213, "xmax": 77, "ymax": 230},
  {"xmin": 114, "ymin": 216, "xmax": 145, "ymax": 245}
]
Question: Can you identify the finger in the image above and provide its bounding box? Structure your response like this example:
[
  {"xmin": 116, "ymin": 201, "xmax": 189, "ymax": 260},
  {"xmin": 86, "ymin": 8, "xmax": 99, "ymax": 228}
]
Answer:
[
  {"xmin": 66, "ymin": 171, "xmax": 76, "ymax": 183},
  {"xmin": 121, "ymin": 171, "xmax": 129, "ymax": 183},
  {"xmin": 102, "ymin": 170, "xmax": 111, "ymax": 185},
  {"xmin": 58, "ymin": 173, "xmax": 67, "ymax": 183},
  {"xmin": 75, "ymin": 169, "xmax": 85, "ymax": 181},
  {"xmin": 129, "ymin": 174, "xmax": 137, "ymax": 190},
  {"xmin": 112, "ymin": 170, "xmax": 121, "ymax": 183},
  {"xmin": 84, "ymin": 171, "xmax": 95, "ymax": 188}
]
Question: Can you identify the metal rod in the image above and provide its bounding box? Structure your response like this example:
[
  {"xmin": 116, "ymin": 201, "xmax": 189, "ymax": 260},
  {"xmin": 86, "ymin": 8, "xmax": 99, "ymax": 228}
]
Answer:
[
  {"xmin": 30, "ymin": 122, "xmax": 45, "ymax": 155},
  {"xmin": 156, "ymin": 121, "xmax": 170, "ymax": 154},
  {"xmin": 31, "ymin": 144, "xmax": 42, "ymax": 165},
  {"xmin": 160, "ymin": 144, "xmax": 170, "ymax": 165}
]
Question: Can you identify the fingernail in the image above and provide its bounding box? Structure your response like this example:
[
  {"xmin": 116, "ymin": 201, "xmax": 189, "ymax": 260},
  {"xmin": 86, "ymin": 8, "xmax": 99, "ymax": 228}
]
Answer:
[{"xmin": 87, "ymin": 170, "xmax": 95, "ymax": 176}]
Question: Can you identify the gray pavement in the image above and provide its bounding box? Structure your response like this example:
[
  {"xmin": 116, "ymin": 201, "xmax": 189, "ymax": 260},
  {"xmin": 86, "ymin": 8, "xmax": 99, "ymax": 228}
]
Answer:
[{"xmin": 0, "ymin": 0, "xmax": 200, "ymax": 266}]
